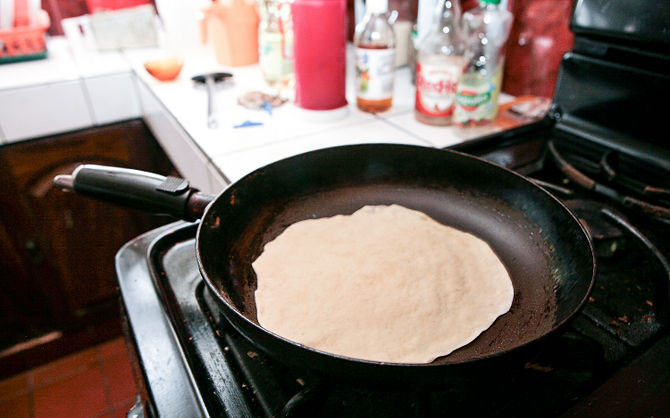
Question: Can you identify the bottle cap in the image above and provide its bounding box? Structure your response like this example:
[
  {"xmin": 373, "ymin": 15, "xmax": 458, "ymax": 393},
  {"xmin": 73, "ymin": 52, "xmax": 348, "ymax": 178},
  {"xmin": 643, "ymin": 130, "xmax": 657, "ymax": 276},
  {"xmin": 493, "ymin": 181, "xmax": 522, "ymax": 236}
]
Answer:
[
  {"xmin": 480, "ymin": 0, "xmax": 501, "ymax": 4},
  {"xmin": 367, "ymin": 0, "xmax": 388, "ymax": 14}
]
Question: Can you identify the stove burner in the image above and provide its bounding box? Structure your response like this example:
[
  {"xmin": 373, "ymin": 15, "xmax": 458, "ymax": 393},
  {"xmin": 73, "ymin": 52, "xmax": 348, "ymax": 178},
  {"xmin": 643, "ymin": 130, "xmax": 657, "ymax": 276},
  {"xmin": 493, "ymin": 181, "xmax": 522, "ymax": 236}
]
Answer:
[
  {"xmin": 600, "ymin": 151, "xmax": 670, "ymax": 200},
  {"xmin": 564, "ymin": 200, "xmax": 625, "ymax": 257},
  {"xmin": 547, "ymin": 141, "xmax": 670, "ymax": 221},
  {"xmin": 502, "ymin": 139, "xmax": 670, "ymax": 360}
]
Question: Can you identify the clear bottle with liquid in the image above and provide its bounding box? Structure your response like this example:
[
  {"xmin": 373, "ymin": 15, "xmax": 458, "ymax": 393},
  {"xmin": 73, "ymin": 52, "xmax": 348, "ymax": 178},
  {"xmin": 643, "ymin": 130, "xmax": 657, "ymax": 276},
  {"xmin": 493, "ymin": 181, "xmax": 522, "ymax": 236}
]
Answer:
[
  {"xmin": 454, "ymin": 0, "xmax": 513, "ymax": 126},
  {"xmin": 354, "ymin": 0, "xmax": 396, "ymax": 113},
  {"xmin": 258, "ymin": 0, "xmax": 294, "ymax": 88},
  {"xmin": 414, "ymin": 0, "xmax": 467, "ymax": 125}
]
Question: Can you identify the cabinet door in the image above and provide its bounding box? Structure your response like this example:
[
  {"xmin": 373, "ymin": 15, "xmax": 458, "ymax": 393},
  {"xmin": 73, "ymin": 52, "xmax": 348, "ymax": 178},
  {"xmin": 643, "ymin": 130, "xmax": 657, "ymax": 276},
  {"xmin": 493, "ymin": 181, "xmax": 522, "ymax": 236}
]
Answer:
[
  {"xmin": 0, "ymin": 221, "xmax": 55, "ymax": 349},
  {"xmin": 0, "ymin": 120, "xmax": 176, "ymax": 337}
]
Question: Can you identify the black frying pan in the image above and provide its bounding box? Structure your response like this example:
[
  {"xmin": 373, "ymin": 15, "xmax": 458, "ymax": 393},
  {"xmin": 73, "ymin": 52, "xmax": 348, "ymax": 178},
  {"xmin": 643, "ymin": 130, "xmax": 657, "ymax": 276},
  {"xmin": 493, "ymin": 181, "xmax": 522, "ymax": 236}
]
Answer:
[{"xmin": 54, "ymin": 144, "xmax": 595, "ymax": 383}]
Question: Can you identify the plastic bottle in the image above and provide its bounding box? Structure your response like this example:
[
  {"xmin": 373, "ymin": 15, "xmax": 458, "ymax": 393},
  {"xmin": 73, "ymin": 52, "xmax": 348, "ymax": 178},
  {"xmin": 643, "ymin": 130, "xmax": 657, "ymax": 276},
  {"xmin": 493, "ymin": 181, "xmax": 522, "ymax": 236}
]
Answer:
[
  {"xmin": 354, "ymin": 0, "xmax": 396, "ymax": 113},
  {"xmin": 258, "ymin": 0, "xmax": 294, "ymax": 88},
  {"xmin": 454, "ymin": 0, "xmax": 513, "ymax": 126},
  {"xmin": 414, "ymin": 0, "xmax": 467, "ymax": 126},
  {"xmin": 292, "ymin": 0, "xmax": 348, "ymax": 114}
]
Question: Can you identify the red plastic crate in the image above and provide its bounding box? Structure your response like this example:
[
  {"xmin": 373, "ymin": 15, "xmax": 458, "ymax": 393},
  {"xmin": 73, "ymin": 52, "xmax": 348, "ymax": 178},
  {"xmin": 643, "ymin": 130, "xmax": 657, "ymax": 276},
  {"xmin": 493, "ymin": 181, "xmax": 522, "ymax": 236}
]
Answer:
[{"xmin": 0, "ymin": 9, "xmax": 50, "ymax": 63}]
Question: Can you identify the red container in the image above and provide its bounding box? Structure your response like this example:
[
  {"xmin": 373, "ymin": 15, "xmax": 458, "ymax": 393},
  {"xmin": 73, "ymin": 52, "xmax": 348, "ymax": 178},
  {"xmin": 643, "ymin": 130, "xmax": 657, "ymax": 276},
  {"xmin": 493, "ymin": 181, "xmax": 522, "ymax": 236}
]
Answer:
[
  {"xmin": 292, "ymin": 0, "xmax": 347, "ymax": 111},
  {"xmin": 85, "ymin": 0, "xmax": 151, "ymax": 13},
  {"xmin": 0, "ymin": 10, "xmax": 50, "ymax": 63}
]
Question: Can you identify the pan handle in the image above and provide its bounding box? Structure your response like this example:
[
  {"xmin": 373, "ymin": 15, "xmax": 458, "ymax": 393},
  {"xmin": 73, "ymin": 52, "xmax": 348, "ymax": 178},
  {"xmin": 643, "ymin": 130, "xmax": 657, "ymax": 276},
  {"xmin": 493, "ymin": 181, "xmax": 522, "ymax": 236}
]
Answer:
[{"xmin": 53, "ymin": 164, "xmax": 214, "ymax": 222}]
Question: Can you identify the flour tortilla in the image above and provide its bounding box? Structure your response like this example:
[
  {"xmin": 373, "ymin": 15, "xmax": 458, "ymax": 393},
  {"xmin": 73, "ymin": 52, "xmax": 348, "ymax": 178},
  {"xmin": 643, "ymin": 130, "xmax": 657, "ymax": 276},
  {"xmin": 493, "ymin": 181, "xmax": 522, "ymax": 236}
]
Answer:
[{"xmin": 252, "ymin": 205, "xmax": 514, "ymax": 363}]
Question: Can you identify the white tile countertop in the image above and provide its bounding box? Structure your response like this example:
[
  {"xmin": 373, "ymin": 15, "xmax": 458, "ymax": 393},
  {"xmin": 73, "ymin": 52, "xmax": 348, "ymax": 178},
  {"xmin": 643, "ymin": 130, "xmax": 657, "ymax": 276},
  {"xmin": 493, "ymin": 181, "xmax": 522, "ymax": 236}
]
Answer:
[{"xmin": 0, "ymin": 37, "xmax": 516, "ymax": 193}]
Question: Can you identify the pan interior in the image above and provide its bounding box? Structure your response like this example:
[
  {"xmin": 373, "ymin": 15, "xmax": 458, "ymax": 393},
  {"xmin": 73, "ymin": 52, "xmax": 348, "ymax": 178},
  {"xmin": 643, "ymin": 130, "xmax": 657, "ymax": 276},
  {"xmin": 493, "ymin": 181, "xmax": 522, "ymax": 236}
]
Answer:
[{"xmin": 199, "ymin": 145, "xmax": 593, "ymax": 365}]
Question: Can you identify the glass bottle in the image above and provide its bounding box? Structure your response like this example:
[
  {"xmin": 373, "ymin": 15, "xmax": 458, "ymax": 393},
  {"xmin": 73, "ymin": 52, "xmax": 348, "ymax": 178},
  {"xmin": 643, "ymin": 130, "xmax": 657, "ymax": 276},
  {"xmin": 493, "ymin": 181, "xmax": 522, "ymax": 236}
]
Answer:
[
  {"xmin": 454, "ymin": 0, "xmax": 513, "ymax": 126},
  {"xmin": 258, "ymin": 0, "xmax": 294, "ymax": 88},
  {"xmin": 414, "ymin": 0, "xmax": 467, "ymax": 126},
  {"xmin": 354, "ymin": 0, "xmax": 396, "ymax": 113}
]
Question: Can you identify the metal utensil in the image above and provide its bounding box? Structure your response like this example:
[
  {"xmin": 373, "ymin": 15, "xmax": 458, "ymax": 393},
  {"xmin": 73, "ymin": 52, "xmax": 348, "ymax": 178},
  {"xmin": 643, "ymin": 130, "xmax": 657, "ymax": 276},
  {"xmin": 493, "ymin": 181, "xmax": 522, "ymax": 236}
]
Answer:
[{"xmin": 192, "ymin": 72, "xmax": 233, "ymax": 129}]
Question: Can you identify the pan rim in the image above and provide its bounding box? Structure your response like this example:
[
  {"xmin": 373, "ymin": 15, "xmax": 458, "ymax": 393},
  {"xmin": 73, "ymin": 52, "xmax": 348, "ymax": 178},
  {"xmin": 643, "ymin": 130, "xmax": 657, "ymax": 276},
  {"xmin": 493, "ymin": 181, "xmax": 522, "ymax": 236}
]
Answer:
[{"xmin": 195, "ymin": 143, "xmax": 597, "ymax": 368}]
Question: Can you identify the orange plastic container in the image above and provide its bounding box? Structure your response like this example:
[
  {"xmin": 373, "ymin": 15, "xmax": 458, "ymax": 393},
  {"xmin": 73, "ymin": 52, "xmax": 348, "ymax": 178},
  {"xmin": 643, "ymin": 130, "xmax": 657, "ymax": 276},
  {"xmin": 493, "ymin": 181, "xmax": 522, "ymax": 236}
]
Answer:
[
  {"xmin": 201, "ymin": 0, "xmax": 259, "ymax": 66},
  {"xmin": 0, "ymin": 10, "xmax": 50, "ymax": 64}
]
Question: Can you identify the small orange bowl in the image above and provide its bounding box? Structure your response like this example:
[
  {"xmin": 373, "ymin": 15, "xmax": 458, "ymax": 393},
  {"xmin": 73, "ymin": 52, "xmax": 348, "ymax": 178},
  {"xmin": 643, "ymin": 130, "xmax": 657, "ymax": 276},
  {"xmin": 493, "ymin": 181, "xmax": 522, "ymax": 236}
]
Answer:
[{"xmin": 144, "ymin": 58, "xmax": 184, "ymax": 82}]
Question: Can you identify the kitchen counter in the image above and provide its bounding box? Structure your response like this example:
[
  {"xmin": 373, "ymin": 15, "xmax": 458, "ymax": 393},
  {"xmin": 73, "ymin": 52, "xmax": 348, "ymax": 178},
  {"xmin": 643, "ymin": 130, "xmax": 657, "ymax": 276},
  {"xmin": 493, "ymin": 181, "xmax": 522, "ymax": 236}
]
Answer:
[{"xmin": 0, "ymin": 37, "xmax": 514, "ymax": 193}]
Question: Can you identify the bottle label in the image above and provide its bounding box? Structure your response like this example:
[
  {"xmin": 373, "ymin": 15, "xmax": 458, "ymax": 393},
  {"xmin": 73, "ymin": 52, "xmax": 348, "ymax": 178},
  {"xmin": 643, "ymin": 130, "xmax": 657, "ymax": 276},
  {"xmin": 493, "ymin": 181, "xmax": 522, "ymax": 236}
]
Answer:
[
  {"xmin": 415, "ymin": 60, "xmax": 462, "ymax": 117},
  {"xmin": 355, "ymin": 48, "xmax": 396, "ymax": 101},
  {"xmin": 454, "ymin": 67, "xmax": 503, "ymax": 125},
  {"xmin": 259, "ymin": 31, "xmax": 293, "ymax": 85}
]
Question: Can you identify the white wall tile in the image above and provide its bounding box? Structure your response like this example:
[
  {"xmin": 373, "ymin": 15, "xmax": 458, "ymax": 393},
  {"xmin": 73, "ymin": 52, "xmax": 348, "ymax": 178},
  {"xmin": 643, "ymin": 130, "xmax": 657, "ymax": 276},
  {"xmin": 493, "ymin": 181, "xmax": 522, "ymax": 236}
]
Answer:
[
  {"xmin": 84, "ymin": 72, "xmax": 141, "ymax": 125},
  {"xmin": 0, "ymin": 80, "xmax": 94, "ymax": 143},
  {"xmin": 136, "ymin": 78, "xmax": 210, "ymax": 191}
]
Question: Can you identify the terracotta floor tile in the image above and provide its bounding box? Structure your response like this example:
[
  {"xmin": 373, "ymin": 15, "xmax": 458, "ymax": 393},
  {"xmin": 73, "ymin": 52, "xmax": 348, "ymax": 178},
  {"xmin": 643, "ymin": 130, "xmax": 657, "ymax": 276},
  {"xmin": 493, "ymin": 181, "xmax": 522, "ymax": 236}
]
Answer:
[
  {"xmin": 102, "ymin": 353, "xmax": 137, "ymax": 408},
  {"xmin": 32, "ymin": 346, "xmax": 100, "ymax": 387},
  {"xmin": 97, "ymin": 338, "xmax": 127, "ymax": 360},
  {"xmin": 112, "ymin": 398, "xmax": 136, "ymax": 418},
  {"xmin": 0, "ymin": 394, "xmax": 30, "ymax": 418},
  {"xmin": 0, "ymin": 372, "xmax": 29, "ymax": 402},
  {"xmin": 33, "ymin": 366, "xmax": 108, "ymax": 418}
]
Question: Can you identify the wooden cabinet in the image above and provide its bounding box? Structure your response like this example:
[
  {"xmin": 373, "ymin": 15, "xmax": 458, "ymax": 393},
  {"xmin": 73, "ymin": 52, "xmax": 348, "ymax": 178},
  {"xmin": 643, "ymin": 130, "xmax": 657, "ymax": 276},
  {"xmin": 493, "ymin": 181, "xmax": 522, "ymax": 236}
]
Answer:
[{"xmin": 0, "ymin": 120, "xmax": 176, "ymax": 375}]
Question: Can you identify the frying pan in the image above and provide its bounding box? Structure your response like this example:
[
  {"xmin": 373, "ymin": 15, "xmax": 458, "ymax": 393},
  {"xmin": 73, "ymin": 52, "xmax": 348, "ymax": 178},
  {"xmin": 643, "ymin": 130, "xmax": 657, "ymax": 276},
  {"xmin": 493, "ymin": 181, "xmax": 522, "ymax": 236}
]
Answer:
[{"xmin": 54, "ymin": 144, "xmax": 595, "ymax": 383}]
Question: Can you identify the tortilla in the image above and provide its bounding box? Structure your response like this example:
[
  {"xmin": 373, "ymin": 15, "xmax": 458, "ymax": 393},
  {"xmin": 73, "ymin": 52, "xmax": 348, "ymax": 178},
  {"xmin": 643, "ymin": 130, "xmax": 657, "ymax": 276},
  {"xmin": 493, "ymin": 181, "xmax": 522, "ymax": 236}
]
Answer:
[{"xmin": 252, "ymin": 204, "xmax": 514, "ymax": 363}]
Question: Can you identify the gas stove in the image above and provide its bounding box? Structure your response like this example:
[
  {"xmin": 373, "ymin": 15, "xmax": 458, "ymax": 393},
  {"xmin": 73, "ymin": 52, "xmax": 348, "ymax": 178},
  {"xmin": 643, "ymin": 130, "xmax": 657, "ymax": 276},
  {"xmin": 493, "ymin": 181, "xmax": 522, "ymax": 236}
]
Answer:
[
  {"xmin": 117, "ymin": 1, "xmax": 669, "ymax": 417},
  {"xmin": 117, "ymin": 135, "xmax": 669, "ymax": 418}
]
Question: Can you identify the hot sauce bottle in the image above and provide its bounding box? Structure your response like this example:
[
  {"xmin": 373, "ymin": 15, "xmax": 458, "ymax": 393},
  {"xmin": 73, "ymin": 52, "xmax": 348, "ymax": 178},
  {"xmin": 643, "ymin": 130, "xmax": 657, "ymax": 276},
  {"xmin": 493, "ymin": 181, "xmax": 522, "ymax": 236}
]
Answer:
[
  {"xmin": 414, "ymin": 0, "xmax": 467, "ymax": 125},
  {"xmin": 354, "ymin": 0, "xmax": 396, "ymax": 113}
]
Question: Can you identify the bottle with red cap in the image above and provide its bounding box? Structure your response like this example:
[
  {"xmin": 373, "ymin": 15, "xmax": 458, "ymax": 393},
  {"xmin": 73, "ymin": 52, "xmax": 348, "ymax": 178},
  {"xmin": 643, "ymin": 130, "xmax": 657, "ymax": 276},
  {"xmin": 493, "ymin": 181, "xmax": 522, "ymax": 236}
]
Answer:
[{"xmin": 414, "ymin": 0, "xmax": 467, "ymax": 126}]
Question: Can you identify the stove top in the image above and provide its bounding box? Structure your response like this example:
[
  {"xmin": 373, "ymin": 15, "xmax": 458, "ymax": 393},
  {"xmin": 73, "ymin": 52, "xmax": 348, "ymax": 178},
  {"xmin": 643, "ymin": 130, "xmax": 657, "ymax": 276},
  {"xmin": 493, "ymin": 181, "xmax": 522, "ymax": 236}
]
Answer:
[
  {"xmin": 117, "ymin": 3, "xmax": 670, "ymax": 415},
  {"xmin": 118, "ymin": 127, "xmax": 669, "ymax": 418}
]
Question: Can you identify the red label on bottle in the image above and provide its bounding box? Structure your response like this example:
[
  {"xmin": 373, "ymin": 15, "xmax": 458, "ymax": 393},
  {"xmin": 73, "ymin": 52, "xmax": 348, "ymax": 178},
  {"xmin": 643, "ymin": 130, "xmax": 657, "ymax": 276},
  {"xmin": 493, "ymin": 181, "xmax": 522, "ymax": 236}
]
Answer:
[{"xmin": 415, "ymin": 60, "xmax": 463, "ymax": 118}]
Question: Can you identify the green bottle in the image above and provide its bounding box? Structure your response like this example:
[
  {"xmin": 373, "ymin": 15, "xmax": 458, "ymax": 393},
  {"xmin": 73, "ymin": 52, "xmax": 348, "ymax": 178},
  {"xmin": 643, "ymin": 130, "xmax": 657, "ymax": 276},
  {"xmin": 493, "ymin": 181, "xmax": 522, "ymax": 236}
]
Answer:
[{"xmin": 454, "ymin": 0, "xmax": 513, "ymax": 126}]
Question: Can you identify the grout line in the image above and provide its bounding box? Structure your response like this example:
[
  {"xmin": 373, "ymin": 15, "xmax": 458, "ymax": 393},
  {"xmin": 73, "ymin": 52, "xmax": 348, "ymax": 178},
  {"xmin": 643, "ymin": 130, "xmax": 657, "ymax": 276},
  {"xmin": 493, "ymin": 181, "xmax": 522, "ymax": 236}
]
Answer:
[
  {"xmin": 28, "ymin": 387, "xmax": 34, "ymax": 418},
  {"xmin": 374, "ymin": 116, "xmax": 436, "ymax": 147},
  {"xmin": 78, "ymin": 76, "xmax": 99, "ymax": 127},
  {"xmin": 1, "ymin": 340, "xmax": 124, "ymax": 418},
  {"xmin": 30, "ymin": 348, "xmax": 100, "ymax": 390},
  {"xmin": 26, "ymin": 371, "xmax": 34, "ymax": 392},
  {"xmin": 208, "ymin": 117, "xmax": 382, "ymax": 162},
  {"xmin": 97, "ymin": 345, "xmax": 116, "ymax": 413},
  {"xmin": 90, "ymin": 406, "xmax": 115, "ymax": 418},
  {"xmin": 0, "ymin": 371, "xmax": 35, "ymax": 404},
  {"xmin": 113, "ymin": 395, "xmax": 138, "ymax": 410}
]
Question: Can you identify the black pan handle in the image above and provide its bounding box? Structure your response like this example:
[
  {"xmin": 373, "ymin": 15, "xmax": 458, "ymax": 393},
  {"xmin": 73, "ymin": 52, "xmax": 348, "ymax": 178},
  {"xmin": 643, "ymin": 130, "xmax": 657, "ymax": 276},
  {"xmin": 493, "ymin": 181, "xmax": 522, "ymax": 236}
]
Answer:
[{"xmin": 53, "ymin": 164, "xmax": 214, "ymax": 221}]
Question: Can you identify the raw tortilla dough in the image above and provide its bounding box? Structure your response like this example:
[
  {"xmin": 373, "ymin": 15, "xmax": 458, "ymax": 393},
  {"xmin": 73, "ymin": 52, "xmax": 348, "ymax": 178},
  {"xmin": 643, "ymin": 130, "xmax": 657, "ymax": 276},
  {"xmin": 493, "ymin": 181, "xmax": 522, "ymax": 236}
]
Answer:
[{"xmin": 252, "ymin": 205, "xmax": 514, "ymax": 363}]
